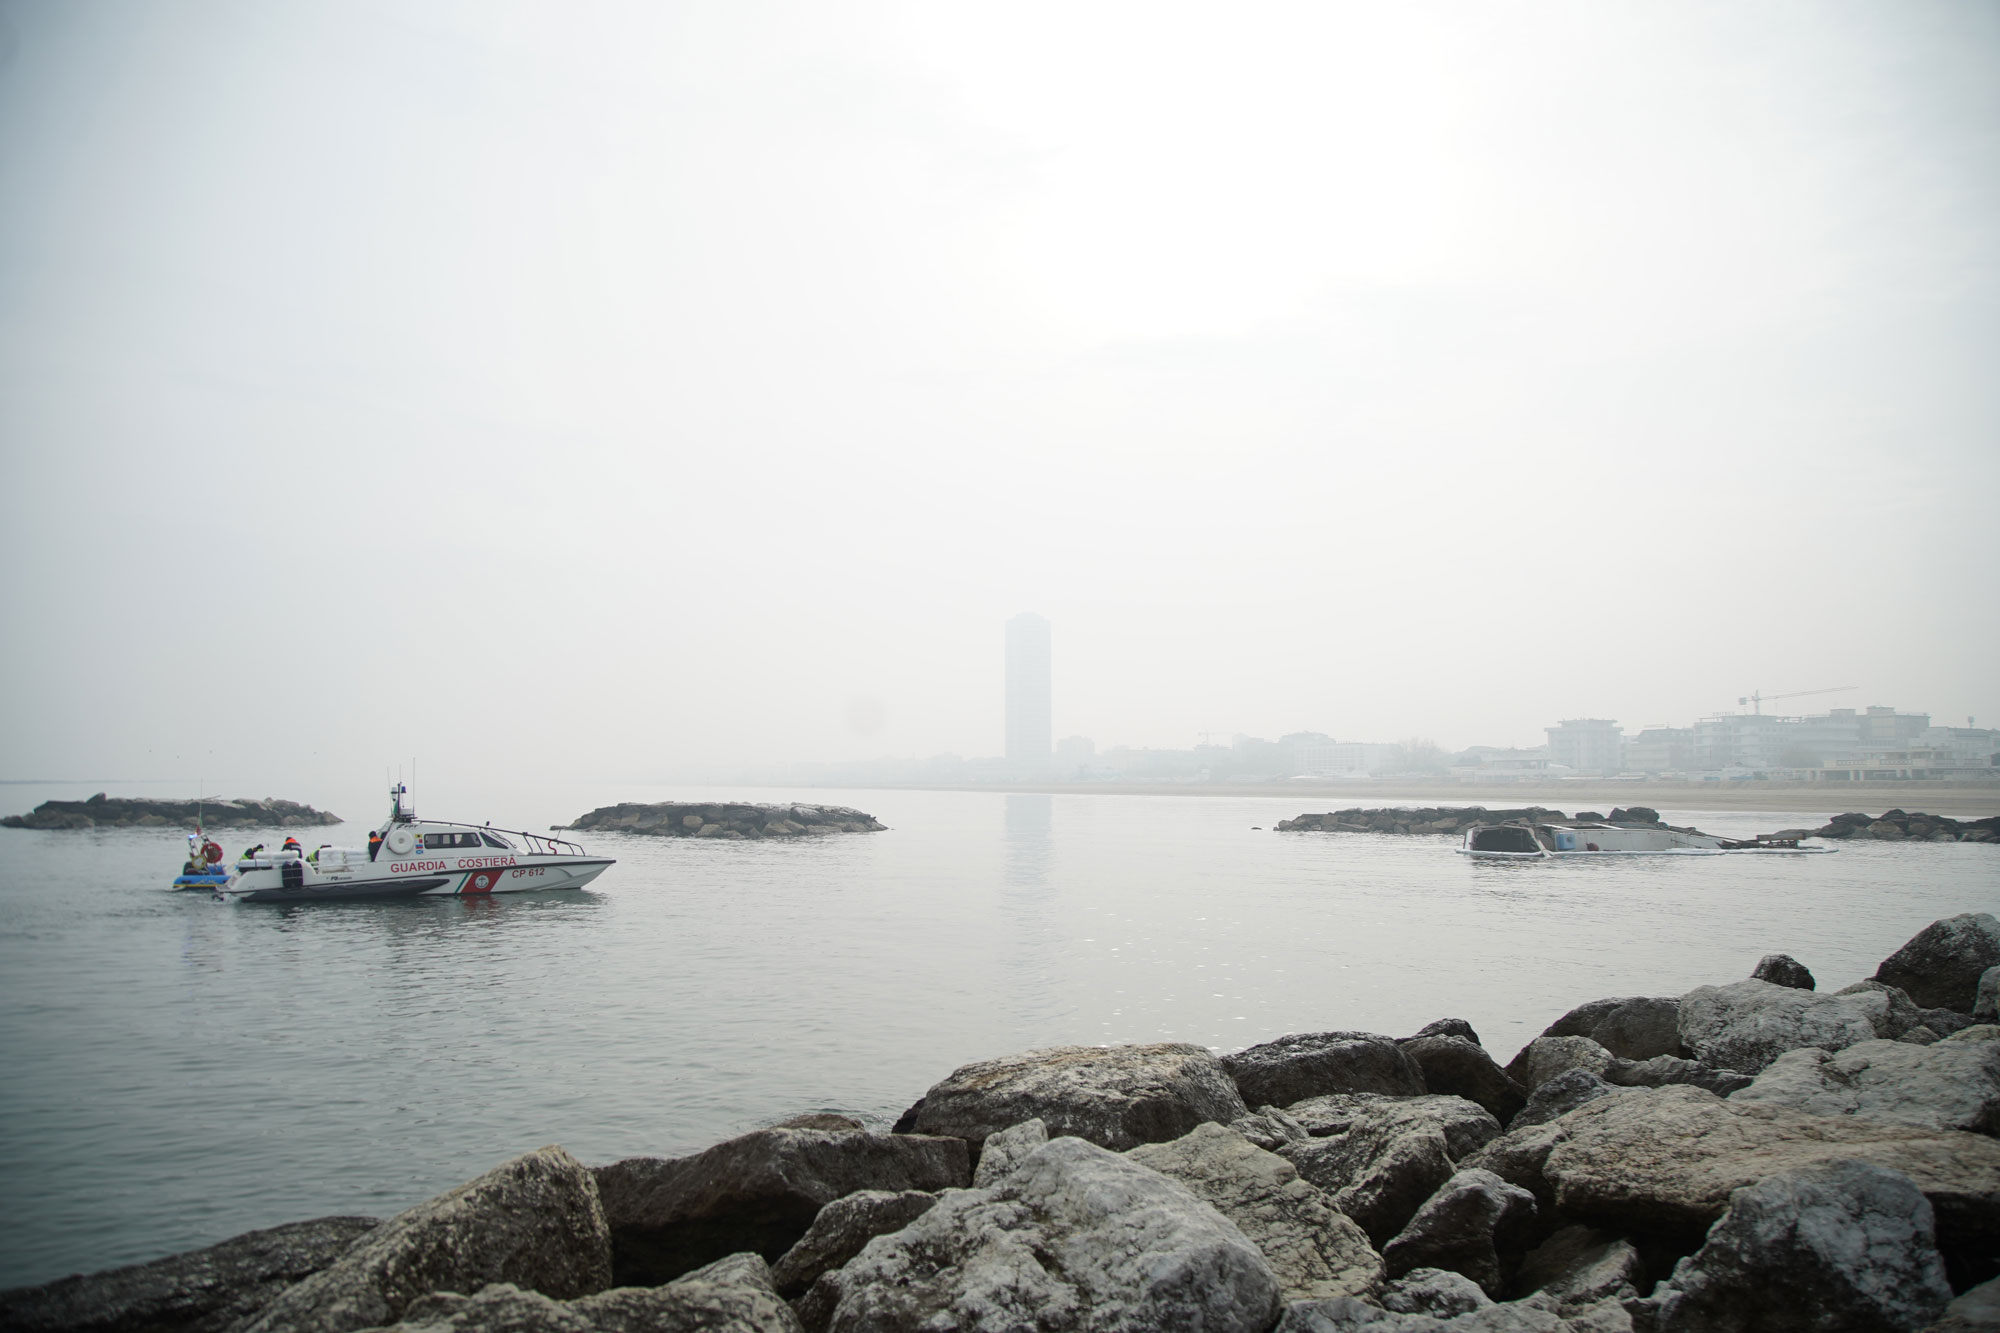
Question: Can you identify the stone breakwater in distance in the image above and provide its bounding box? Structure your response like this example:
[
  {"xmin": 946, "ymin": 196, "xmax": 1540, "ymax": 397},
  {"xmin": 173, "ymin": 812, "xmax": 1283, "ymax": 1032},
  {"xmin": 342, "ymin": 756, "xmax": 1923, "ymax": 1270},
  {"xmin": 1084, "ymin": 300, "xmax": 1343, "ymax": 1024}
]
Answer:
[
  {"xmin": 0, "ymin": 795, "xmax": 342, "ymax": 831},
  {"xmin": 1275, "ymin": 806, "xmax": 1668, "ymax": 836},
  {"xmin": 1277, "ymin": 805, "xmax": 2000, "ymax": 844},
  {"xmin": 563, "ymin": 802, "xmax": 887, "ymax": 841},
  {"xmin": 7, "ymin": 914, "xmax": 2000, "ymax": 1333}
]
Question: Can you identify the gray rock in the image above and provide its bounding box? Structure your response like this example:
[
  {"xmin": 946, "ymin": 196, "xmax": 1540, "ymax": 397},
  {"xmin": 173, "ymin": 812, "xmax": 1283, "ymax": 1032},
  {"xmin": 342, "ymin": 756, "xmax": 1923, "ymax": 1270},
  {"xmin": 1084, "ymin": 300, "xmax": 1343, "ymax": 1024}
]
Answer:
[
  {"xmin": 593, "ymin": 1127, "xmax": 969, "ymax": 1285},
  {"xmin": 1232, "ymin": 1104, "xmax": 1312, "ymax": 1151},
  {"xmin": 1729, "ymin": 1037, "xmax": 2000, "ymax": 1134},
  {"xmin": 241, "ymin": 1147, "xmax": 611, "ymax": 1333},
  {"xmin": 1510, "ymin": 1069, "xmax": 1621, "ymax": 1131},
  {"xmin": 1274, "ymin": 1291, "xmax": 1614, "ymax": 1329},
  {"xmin": 1406, "ymin": 1019, "xmax": 1485, "ymax": 1046},
  {"xmin": 1404, "ymin": 1035, "xmax": 1529, "ymax": 1124},
  {"xmin": 368, "ymin": 1254, "xmax": 802, "ymax": 1331},
  {"xmin": 1750, "ymin": 954, "xmax": 1815, "ymax": 990},
  {"xmin": 1129, "ymin": 1122, "xmax": 1386, "ymax": 1302},
  {"xmin": 1924, "ymin": 1009, "xmax": 1976, "ymax": 1040},
  {"xmin": 1677, "ymin": 979, "xmax": 1888, "ymax": 1074},
  {"xmin": 1925, "ymin": 1275, "xmax": 2000, "ymax": 1331},
  {"xmin": 1381, "ymin": 1266, "xmax": 1495, "ymax": 1316},
  {"xmin": 972, "ymin": 1117, "xmax": 1049, "ymax": 1186},
  {"xmin": 1978, "ymin": 968, "xmax": 2000, "ymax": 1024},
  {"xmin": 1602, "ymin": 1055, "xmax": 1753, "ymax": 1098},
  {"xmin": 1650, "ymin": 1160, "xmax": 1952, "ymax": 1332},
  {"xmin": 0, "ymin": 1215, "xmax": 379, "ymax": 1333},
  {"xmin": 1280, "ymin": 1095, "xmax": 1505, "ymax": 1244},
  {"xmin": 815, "ymin": 1135, "xmax": 1283, "ymax": 1332},
  {"xmin": 1506, "ymin": 999, "xmax": 1682, "ymax": 1081},
  {"xmin": 1512, "ymin": 1036, "xmax": 1616, "ymax": 1093},
  {"xmin": 1226, "ymin": 1031, "xmax": 1427, "ymax": 1106},
  {"xmin": 1837, "ymin": 978, "xmax": 1930, "ymax": 1040},
  {"xmin": 1515, "ymin": 1226, "xmax": 1643, "ymax": 1311},
  {"xmin": 768, "ymin": 1189, "xmax": 936, "ymax": 1297},
  {"xmin": 1522, "ymin": 1085, "xmax": 2000, "ymax": 1252},
  {"xmin": 1381, "ymin": 1168, "xmax": 1537, "ymax": 1297},
  {"xmin": 1285, "ymin": 1094, "xmax": 1506, "ymax": 1161},
  {"xmin": 1877, "ymin": 914, "xmax": 2000, "ymax": 1012},
  {"xmin": 766, "ymin": 1114, "xmax": 865, "ymax": 1132},
  {"xmin": 896, "ymin": 1042, "xmax": 1248, "ymax": 1152}
]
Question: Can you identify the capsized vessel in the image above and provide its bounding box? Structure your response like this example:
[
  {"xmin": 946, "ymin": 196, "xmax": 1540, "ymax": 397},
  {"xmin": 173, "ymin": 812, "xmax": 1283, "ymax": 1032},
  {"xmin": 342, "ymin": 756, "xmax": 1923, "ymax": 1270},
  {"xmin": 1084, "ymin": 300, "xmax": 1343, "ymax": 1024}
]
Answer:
[
  {"xmin": 219, "ymin": 784, "xmax": 614, "ymax": 902},
  {"xmin": 1458, "ymin": 819, "xmax": 1834, "ymax": 860}
]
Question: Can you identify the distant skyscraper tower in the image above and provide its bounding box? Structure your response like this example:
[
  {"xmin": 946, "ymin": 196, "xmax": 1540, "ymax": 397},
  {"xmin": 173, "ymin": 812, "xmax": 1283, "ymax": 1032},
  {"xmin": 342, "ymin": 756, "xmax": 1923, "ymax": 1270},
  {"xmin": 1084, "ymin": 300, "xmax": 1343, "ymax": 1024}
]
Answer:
[{"xmin": 1005, "ymin": 613, "xmax": 1052, "ymax": 771}]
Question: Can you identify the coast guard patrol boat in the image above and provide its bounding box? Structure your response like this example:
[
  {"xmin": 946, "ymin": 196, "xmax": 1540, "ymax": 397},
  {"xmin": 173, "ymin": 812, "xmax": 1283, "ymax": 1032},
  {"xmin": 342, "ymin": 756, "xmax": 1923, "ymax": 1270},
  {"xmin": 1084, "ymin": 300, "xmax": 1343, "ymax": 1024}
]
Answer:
[{"xmin": 220, "ymin": 784, "xmax": 614, "ymax": 903}]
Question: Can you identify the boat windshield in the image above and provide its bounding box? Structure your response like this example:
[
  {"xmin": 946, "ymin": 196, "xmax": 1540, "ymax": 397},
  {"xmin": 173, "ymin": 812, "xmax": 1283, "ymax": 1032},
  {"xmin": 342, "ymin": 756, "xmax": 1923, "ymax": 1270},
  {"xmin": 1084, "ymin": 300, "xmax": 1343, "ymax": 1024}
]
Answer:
[{"xmin": 480, "ymin": 831, "xmax": 515, "ymax": 850}]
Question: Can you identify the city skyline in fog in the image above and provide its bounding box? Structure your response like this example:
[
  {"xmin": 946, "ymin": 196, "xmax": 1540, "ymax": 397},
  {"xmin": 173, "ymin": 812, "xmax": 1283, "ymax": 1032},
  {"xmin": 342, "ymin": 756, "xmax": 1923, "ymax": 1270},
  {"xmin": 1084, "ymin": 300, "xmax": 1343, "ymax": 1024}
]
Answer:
[{"xmin": 2, "ymin": 2, "xmax": 1995, "ymax": 806}]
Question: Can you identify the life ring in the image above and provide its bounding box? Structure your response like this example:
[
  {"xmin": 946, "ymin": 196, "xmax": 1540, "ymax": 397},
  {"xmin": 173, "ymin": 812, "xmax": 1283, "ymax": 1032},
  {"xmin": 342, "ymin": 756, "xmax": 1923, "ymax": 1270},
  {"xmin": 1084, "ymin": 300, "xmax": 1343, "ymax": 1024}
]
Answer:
[{"xmin": 386, "ymin": 827, "xmax": 417, "ymax": 856}]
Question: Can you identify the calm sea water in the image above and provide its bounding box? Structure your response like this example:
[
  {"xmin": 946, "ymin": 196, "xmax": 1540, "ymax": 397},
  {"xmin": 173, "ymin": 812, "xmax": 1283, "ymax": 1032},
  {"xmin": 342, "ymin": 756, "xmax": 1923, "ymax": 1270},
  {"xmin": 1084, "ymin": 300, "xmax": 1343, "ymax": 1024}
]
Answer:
[{"xmin": 1, "ymin": 784, "xmax": 1995, "ymax": 1289}]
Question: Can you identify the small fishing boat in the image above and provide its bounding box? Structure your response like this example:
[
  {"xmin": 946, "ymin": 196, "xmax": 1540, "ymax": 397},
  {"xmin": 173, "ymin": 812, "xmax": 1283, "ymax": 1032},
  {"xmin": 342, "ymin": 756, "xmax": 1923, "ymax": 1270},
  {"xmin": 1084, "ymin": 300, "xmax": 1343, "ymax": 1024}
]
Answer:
[
  {"xmin": 1458, "ymin": 819, "xmax": 1833, "ymax": 860},
  {"xmin": 216, "ymin": 784, "xmax": 615, "ymax": 903}
]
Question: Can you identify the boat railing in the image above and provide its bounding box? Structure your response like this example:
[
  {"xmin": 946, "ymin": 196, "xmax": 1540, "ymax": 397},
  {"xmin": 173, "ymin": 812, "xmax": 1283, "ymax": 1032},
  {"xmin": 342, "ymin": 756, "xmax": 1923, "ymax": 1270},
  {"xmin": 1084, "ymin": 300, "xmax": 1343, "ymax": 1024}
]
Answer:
[{"xmin": 415, "ymin": 818, "xmax": 590, "ymax": 857}]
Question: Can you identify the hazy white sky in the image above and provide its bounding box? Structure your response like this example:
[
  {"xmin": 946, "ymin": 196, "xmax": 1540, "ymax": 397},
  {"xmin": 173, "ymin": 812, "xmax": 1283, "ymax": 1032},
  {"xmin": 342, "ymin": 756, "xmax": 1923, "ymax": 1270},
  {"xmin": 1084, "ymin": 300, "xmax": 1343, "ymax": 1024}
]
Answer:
[{"xmin": 2, "ymin": 0, "xmax": 1995, "ymax": 797}]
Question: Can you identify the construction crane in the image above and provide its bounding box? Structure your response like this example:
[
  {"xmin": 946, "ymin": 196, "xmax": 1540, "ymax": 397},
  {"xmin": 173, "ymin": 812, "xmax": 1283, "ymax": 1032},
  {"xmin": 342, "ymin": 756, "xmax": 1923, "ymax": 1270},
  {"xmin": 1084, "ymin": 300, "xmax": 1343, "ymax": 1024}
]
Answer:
[{"xmin": 1738, "ymin": 686, "xmax": 1858, "ymax": 715}]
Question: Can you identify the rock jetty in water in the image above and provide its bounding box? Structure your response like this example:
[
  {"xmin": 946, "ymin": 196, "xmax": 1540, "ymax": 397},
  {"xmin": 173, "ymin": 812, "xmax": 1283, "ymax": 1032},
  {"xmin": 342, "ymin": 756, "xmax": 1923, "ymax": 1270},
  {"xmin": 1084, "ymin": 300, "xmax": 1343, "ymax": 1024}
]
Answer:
[
  {"xmin": 7, "ymin": 912, "xmax": 1998, "ymax": 1332},
  {"xmin": 1811, "ymin": 810, "xmax": 2000, "ymax": 843},
  {"xmin": 1279, "ymin": 805, "xmax": 2000, "ymax": 844},
  {"xmin": 1276, "ymin": 806, "xmax": 1665, "ymax": 836},
  {"xmin": 566, "ymin": 802, "xmax": 886, "ymax": 840},
  {"xmin": 1, "ymin": 794, "xmax": 341, "ymax": 831}
]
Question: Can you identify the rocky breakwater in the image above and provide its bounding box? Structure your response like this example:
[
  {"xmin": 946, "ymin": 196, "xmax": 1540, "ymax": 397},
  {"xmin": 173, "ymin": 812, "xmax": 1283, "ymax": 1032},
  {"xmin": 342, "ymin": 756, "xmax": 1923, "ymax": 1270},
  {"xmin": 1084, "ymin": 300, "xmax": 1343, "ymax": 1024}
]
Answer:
[
  {"xmin": 1277, "ymin": 806, "xmax": 1664, "ymax": 836},
  {"xmin": 9, "ymin": 912, "xmax": 2000, "ymax": 1332},
  {"xmin": 1, "ymin": 794, "xmax": 341, "ymax": 831},
  {"xmin": 1809, "ymin": 810, "xmax": 2000, "ymax": 843},
  {"xmin": 565, "ymin": 802, "xmax": 886, "ymax": 841}
]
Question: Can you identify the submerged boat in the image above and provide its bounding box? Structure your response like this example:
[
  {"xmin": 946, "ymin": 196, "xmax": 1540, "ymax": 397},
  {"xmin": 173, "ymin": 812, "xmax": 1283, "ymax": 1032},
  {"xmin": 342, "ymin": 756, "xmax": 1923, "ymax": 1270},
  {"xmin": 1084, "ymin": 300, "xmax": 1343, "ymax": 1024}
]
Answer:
[
  {"xmin": 1458, "ymin": 819, "xmax": 1832, "ymax": 860},
  {"xmin": 171, "ymin": 830, "xmax": 231, "ymax": 891},
  {"xmin": 217, "ymin": 784, "xmax": 615, "ymax": 903}
]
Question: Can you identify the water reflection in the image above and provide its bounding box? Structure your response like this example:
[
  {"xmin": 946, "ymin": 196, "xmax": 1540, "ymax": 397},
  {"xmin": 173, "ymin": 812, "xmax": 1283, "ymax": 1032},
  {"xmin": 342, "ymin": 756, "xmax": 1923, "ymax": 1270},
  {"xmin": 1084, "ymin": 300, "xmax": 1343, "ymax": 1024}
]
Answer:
[{"xmin": 999, "ymin": 794, "xmax": 1070, "ymax": 1031}]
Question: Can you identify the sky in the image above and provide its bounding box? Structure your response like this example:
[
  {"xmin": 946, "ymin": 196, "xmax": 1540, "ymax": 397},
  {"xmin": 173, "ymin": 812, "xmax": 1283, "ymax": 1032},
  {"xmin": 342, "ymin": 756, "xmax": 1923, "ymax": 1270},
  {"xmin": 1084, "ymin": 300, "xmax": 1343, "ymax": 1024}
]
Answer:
[{"xmin": 1, "ymin": 0, "xmax": 1995, "ymax": 804}]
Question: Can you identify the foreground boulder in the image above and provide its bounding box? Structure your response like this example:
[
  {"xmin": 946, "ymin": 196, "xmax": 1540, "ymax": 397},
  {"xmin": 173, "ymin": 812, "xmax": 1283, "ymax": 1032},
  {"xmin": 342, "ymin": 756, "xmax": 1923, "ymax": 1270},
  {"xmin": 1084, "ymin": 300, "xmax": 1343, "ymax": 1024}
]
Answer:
[
  {"xmin": 1505, "ymin": 998, "xmax": 1681, "ymax": 1077},
  {"xmin": 1730, "ymin": 1028, "xmax": 2000, "ymax": 1135},
  {"xmin": 1925, "ymin": 1276, "xmax": 2000, "ymax": 1332},
  {"xmin": 1750, "ymin": 954, "xmax": 1815, "ymax": 990},
  {"xmin": 593, "ymin": 1126, "xmax": 968, "ymax": 1286},
  {"xmin": 1380, "ymin": 1168, "xmax": 1536, "ymax": 1297},
  {"xmin": 807, "ymin": 1136, "xmax": 1283, "ymax": 1332},
  {"xmin": 1224, "ymin": 1031, "xmax": 1426, "ymax": 1106},
  {"xmin": 1677, "ymin": 979, "xmax": 1893, "ymax": 1074},
  {"xmin": 1379, "ymin": 1267, "xmax": 1492, "ymax": 1317},
  {"xmin": 1877, "ymin": 914, "xmax": 2000, "ymax": 1012},
  {"xmin": 768, "ymin": 1191, "xmax": 937, "ymax": 1298},
  {"xmin": 1645, "ymin": 1160, "xmax": 1952, "ymax": 1332},
  {"xmin": 1489, "ymin": 1085, "xmax": 2000, "ymax": 1252},
  {"xmin": 972, "ymin": 1117, "xmax": 1051, "ymax": 1187},
  {"xmin": 895, "ymin": 1043, "xmax": 1247, "ymax": 1152},
  {"xmin": 1514, "ymin": 1226, "xmax": 1644, "ymax": 1312},
  {"xmin": 0, "ymin": 1216, "xmax": 379, "ymax": 1333},
  {"xmin": 1402, "ymin": 1034, "xmax": 1528, "ymax": 1124},
  {"xmin": 1273, "ymin": 1291, "xmax": 1628, "ymax": 1329},
  {"xmin": 1509, "ymin": 1036, "xmax": 1616, "ymax": 1093},
  {"xmin": 1128, "ymin": 1123, "xmax": 1385, "ymax": 1303},
  {"xmin": 353, "ymin": 1253, "xmax": 802, "ymax": 1332},
  {"xmin": 1279, "ymin": 1095, "xmax": 1503, "ymax": 1245},
  {"xmin": 1511, "ymin": 1070, "xmax": 1621, "ymax": 1130},
  {"xmin": 241, "ymin": 1147, "xmax": 610, "ymax": 1333}
]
